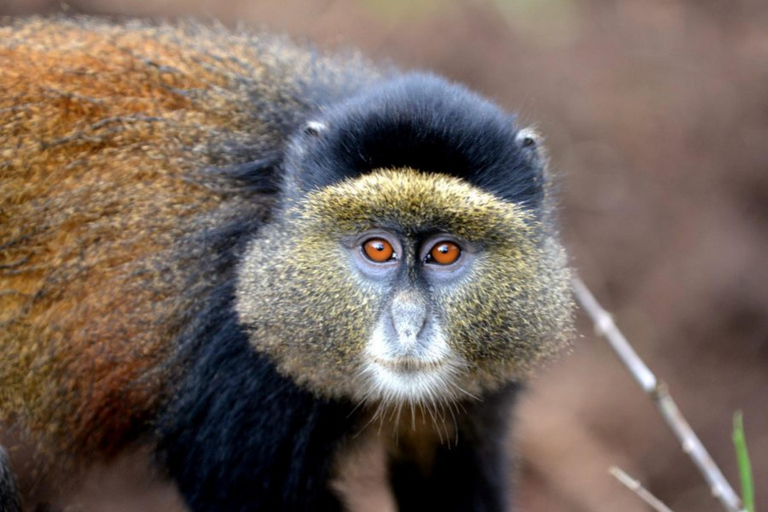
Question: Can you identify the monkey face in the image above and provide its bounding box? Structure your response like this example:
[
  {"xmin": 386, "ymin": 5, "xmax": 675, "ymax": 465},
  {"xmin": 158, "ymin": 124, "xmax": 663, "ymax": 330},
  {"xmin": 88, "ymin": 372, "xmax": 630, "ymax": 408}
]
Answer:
[{"xmin": 235, "ymin": 169, "xmax": 572, "ymax": 405}]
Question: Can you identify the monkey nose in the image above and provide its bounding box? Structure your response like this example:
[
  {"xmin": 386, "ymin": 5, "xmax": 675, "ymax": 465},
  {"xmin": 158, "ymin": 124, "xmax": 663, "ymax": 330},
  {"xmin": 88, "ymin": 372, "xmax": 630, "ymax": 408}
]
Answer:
[{"xmin": 390, "ymin": 292, "xmax": 428, "ymax": 348}]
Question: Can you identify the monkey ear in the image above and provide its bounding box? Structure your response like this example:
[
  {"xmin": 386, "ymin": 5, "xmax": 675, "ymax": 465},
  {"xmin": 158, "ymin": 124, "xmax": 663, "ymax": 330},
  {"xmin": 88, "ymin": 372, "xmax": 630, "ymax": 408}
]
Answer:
[
  {"xmin": 515, "ymin": 127, "xmax": 542, "ymax": 149},
  {"xmin": 303, "ymin": 120, "xmax": 329, "ymax": 137}
]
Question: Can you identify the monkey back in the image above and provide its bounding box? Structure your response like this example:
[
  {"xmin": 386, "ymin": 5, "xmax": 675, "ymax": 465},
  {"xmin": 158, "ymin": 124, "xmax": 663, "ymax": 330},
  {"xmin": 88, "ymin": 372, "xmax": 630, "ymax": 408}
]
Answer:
[{"xmin": 0, "ymin": 18, "xmax": 377, "ymax": 459}]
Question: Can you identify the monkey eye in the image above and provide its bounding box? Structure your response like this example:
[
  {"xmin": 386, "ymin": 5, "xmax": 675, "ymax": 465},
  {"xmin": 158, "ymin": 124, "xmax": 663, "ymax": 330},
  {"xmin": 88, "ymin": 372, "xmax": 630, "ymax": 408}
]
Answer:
[
  {"xmin": 426, "ymin": 241, "xmax": 462, "ymax": 265},
  {"xmin": 362, "ymin": 238, "xmax": 396, "ymax": 263}
]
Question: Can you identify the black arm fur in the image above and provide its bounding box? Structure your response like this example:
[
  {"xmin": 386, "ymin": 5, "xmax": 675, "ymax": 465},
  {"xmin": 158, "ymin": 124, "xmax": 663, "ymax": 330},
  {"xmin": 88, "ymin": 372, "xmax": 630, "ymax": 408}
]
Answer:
[
  {"xmin": 157, "ymin": 283, "xmax": 356, "ymax": 512},
  {"xmin": 389, "ymin": 383, "xmax": 519, "ymax": 512},
  {"xmin": 0, "ymin": 447, "xmax": 21, "ymax": 512}
]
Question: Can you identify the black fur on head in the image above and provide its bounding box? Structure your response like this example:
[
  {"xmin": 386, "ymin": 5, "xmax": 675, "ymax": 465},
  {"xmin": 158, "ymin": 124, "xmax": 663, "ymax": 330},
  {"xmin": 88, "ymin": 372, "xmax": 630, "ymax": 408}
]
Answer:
[{"xmin": 282, "ymin": 73, "xmax": 545, "ymax": 210}]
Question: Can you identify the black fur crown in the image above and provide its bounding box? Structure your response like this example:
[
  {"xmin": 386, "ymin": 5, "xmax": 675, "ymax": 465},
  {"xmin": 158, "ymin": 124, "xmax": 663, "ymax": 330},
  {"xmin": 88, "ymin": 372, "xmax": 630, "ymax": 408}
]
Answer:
[{"xmin": 285, "ymin": 73, "xmax": 545, "ymax": 210}]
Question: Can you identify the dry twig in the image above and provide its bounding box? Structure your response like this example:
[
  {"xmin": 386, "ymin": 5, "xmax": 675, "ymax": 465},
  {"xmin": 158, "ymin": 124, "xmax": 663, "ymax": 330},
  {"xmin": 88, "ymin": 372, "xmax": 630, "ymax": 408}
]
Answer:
[
  {"xmin": 610, "ymin": 466, "xmax": 675, "ymax": 512},
  {"xmin": 571, "ymin": 276, "xmax": 745, "ymax": 512}
]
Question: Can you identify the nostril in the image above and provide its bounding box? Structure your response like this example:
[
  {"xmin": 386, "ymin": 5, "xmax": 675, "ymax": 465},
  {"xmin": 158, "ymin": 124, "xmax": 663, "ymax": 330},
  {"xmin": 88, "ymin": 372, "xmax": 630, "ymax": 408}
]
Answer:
[{"xmin": 390, "ymin": 292, "xmax": 428, "ymax": 344}]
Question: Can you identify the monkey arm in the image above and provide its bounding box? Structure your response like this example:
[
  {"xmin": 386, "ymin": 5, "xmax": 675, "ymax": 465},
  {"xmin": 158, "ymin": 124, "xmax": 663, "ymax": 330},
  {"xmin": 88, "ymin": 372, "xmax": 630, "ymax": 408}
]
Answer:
[
  {"xmin": 0, "ymin": 447, "xmax": 22, "ymax": 512},
  {"xmin": 388, "ymin": 383, "xmax": 520, "ymax": 512},
  {"xmin": 157, "ymin": 284, "xmax": 357, "ymax": 511}
]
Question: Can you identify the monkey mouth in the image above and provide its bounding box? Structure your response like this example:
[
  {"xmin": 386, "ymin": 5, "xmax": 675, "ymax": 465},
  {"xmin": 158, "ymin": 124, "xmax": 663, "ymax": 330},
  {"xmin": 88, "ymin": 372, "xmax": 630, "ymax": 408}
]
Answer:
[
  {"xmin": 362, "ymin": 321, "xmax": 458, "ymax": 402},
  {"xmin": 370, "ymin": 356, "xmax": 446, "ymax": 373},
  {"xmin": 361, "ymin": 355, "xmax": 460, "ymax": 404}
]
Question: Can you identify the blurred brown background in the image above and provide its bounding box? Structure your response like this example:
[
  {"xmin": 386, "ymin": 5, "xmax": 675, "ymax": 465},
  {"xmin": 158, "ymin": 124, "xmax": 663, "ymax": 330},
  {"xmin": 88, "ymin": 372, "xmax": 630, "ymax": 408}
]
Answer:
[{"xmin": 2, "ymin": 0, "xmax": 766, "ymax": 511}]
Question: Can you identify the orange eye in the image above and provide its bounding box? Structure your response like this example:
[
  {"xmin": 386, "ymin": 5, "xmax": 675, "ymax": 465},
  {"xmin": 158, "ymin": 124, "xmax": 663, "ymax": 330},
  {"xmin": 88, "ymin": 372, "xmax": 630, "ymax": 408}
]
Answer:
[
  {"xmin": 429, "ymin": 241, "xmax": 461, "ymax": 265},
  {"xmin": 363, "ymin": 238, "xmax": 395, "ymax": 262}
]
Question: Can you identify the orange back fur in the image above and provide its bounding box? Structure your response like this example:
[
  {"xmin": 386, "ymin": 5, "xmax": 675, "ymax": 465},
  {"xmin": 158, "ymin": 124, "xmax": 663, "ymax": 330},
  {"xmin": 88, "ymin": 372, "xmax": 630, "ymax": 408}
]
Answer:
[{"xmin": 0, "ymin": 18, "xmax": 347, "ymax": 459}]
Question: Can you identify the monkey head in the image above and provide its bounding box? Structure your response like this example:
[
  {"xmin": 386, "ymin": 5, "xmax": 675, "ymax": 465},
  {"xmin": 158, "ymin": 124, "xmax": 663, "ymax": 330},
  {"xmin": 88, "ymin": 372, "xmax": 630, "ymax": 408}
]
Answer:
[{"xmin": 235, "ymin": 74, "xmax": 573, "ymax": 406}]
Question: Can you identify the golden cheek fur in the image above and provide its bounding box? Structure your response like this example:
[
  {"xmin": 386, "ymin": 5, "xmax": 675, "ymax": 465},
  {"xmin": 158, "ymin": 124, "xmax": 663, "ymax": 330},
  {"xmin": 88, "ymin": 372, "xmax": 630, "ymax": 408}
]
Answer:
[
  {"xmin": 235, "ymin": 224, "xmax": 380, "ymax": 397},
  {"xmin": 438, "ymin": 238, "xmax": 573, "ymax": 393}
]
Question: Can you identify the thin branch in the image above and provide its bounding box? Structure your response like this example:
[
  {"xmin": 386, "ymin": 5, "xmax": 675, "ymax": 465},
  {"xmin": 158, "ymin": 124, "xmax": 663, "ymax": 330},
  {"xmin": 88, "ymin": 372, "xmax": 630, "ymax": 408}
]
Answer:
[
  {"xmin": 571, "ymin": 276, "xmax": 745, "ymax": 512},
  {"xmin": 610, "ymin": 466, "xmax": 675, "ymax": 512}
]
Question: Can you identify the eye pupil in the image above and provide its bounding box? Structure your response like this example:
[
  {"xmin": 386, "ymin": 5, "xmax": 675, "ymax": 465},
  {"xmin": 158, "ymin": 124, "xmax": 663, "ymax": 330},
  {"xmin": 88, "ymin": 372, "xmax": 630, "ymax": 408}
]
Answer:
[
  {"xmin": 429, "ymin": 241, "xmax": 461, "ymax": 265},
  {"xmin": 363, "ymin": 238, "xmax": 395, "ymax": 263}
]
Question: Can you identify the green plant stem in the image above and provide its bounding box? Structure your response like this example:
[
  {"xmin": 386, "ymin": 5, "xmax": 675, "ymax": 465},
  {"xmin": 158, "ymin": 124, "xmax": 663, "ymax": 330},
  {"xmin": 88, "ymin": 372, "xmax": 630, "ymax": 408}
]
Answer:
[{"xmin": 733, "ymin": 411, "xmax": 755, "ymax": 512}]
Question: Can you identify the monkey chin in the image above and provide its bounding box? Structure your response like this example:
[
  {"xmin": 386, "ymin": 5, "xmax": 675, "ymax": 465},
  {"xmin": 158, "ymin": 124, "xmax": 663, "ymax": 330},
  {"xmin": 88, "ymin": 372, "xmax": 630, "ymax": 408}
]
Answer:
[{"xmin": 357, "ymin": 323, "xmax": 465, "ymax": 406}]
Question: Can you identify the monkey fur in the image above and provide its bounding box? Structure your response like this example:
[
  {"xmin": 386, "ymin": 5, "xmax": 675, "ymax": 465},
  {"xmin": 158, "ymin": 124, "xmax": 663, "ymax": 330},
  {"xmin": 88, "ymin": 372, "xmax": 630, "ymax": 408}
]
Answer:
[
  {"xmin": 0, "ymin": 447, "xmax": 21, "ymax": 512},
  {"xmin": 0, "ymin": 17, "xmax": 573, "ymax": 512}
]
